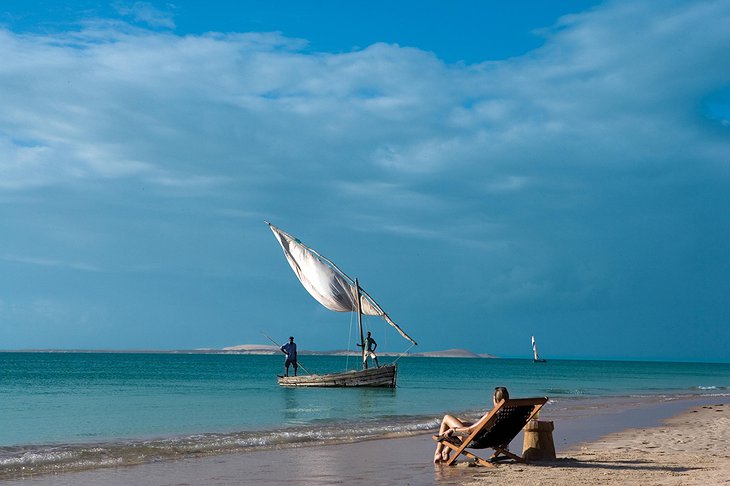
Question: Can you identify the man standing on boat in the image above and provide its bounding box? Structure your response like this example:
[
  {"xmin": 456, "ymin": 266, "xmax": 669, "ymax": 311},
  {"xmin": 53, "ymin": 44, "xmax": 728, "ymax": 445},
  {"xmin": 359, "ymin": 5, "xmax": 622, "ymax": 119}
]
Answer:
[
  {"xmin": 357, "ymin": 331, "xmax": 380, "ymax": 368},
  {"xmin": 280, "ymin": 336, "xmax": 298, "ymax": 376}
]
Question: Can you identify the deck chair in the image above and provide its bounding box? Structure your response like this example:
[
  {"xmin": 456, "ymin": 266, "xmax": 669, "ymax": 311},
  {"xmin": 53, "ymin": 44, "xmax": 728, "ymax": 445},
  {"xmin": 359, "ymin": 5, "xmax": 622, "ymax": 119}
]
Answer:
[{"xmin": 433, "ymin": 396, "xmax": 548, "ymax": 467}]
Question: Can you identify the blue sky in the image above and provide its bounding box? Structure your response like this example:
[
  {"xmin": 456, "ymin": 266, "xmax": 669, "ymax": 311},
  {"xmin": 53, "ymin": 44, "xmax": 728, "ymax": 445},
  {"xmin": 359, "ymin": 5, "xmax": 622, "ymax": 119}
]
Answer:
[{"xmin": 1, "ymin": 1, "xmax": 728, "ymax": 362}]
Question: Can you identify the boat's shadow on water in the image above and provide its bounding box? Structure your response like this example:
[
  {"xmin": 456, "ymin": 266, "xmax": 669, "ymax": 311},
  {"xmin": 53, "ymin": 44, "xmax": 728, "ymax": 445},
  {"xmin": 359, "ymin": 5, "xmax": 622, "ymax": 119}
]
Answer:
[{"xmin": 280, "ymin": 385, "xmax": 397, "ymax": 425}]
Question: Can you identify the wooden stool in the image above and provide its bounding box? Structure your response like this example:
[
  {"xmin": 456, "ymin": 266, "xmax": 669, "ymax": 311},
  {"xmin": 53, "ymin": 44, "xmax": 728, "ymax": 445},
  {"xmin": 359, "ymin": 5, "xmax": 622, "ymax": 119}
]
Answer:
[{"xmin": 522, "ymin": 419, "xmax": 556, "ymax": 461}]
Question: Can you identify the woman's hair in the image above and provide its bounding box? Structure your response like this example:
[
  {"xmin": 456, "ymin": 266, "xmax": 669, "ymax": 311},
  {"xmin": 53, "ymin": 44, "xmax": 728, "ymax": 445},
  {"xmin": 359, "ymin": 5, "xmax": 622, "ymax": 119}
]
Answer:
[{"xmin": 493, "ymin": 386, "xmax": 509, "ymax": 403}]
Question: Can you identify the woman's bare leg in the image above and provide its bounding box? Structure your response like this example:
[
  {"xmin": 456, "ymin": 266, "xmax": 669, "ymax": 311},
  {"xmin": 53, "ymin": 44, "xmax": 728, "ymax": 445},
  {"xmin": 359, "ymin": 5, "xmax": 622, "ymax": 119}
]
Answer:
[{"xmin": 434, "ymin": 415, "xmax": 465, "ymax": 463}]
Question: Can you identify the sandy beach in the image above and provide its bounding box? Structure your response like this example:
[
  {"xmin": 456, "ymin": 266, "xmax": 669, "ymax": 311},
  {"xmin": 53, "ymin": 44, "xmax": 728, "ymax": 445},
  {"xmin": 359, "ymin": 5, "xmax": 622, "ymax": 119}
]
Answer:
[{"xmin": 10, "ymin": 396, "xmax": 729, "ymax": 485}]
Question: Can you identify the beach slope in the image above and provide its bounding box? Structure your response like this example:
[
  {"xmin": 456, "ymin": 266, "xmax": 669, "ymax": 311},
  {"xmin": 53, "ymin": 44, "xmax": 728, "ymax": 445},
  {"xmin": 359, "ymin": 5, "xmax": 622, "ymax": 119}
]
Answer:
[{"xmin": 468, "ymin": 403, "xmax": 729, "ymax": 485}]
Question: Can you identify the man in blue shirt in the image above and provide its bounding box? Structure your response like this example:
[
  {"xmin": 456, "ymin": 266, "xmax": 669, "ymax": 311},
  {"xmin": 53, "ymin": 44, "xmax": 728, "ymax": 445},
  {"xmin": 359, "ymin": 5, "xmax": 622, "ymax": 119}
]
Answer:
[{"xmin": 280, "ymin": 336, "xmax": 298, "ymax": 376}]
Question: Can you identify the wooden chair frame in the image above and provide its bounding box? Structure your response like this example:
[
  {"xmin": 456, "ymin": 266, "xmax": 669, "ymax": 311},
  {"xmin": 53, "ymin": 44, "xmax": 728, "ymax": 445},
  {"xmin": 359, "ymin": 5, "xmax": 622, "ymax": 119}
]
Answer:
[{"xmin": 433, "ymin": 397, "xmax": 548, "ymax": 467}]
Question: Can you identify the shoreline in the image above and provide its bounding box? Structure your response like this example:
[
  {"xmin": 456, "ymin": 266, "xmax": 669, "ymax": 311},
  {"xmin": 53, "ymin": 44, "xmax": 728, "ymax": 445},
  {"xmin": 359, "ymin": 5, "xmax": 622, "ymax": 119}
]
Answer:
[{"xmin": 5, "ymin": 394, "xmax": 727, "ymax": 485}]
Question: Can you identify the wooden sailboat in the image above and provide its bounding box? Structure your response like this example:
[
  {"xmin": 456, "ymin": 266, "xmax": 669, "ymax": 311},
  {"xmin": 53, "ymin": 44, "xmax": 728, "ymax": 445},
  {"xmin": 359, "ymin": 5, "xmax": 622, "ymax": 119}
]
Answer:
[
  {"xmin": 267, "ymin": 222, "xmax": 417, "ymax": 387},
  {"xmin": 532, "ymin": 335, "xmax": 547, "ymax": 363}
]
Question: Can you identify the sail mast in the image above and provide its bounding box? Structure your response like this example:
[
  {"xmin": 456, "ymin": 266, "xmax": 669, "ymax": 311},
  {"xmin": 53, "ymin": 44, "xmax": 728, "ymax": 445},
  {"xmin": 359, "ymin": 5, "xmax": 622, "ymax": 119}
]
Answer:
[{"xmin": 356, "ymin": 278, "xmax": 367, "ymax": 370}]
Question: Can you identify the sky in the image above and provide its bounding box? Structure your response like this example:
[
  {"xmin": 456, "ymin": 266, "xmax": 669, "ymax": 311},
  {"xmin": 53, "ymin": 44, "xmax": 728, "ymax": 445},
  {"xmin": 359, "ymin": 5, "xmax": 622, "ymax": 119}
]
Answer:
[{"xmin": 1, "ymin": 1, "xmax": 729, "ymax": 362}]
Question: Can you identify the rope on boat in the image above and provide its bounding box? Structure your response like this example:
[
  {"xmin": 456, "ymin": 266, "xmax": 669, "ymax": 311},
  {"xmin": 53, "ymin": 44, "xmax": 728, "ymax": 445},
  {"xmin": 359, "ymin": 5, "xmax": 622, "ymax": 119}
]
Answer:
[
  {"xmin": 391, "ymin": 342, "xmax": 417, "ymax": 365},
  {"xmin": 346, "ymin": 312, "xmax": 355, "ymax": 370}
]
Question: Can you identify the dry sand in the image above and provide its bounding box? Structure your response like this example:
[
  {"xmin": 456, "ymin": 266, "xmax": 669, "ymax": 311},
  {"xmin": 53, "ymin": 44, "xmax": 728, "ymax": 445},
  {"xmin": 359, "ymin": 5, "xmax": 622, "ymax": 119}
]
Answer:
[{"xmin": 460, "ymin": 402, "xmax": 730, "ymax": 486}]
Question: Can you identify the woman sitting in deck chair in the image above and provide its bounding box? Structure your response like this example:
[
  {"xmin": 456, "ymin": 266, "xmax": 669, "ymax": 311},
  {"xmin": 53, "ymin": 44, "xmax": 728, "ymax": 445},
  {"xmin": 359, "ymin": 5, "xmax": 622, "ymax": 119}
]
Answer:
[{"xmin": 433, "ymin": 386, "xmax": 510, "ymax": 463}]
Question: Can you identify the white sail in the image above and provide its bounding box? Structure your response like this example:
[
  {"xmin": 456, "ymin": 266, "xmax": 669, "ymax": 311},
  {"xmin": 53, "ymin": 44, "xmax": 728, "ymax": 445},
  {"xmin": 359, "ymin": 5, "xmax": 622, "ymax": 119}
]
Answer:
[
  {"xmin": 267, "ymin": 222, "xmax": 416, "ymax": 345},
  {"xmin": 532, "ymin": 335, "xmax": 540, "ymax": 360}
]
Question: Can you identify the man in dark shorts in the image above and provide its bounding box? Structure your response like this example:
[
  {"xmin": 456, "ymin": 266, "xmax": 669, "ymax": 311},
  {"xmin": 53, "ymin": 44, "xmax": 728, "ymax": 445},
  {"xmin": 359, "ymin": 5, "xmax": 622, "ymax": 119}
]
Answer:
[{"xmin": 280, "ymin": 336, "xmax": 298, "ymax": 376}]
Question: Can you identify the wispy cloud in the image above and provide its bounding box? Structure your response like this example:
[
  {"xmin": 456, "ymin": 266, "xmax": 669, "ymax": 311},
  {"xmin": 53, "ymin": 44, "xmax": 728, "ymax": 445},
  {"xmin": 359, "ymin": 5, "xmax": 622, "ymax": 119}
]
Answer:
[
  {"xmin": 114, "ymin": 1, "xmax": 175, "ymax": 29},
  {"xmin": 1, "ymin": 254, "xmax": 101, "ymax": 272}
]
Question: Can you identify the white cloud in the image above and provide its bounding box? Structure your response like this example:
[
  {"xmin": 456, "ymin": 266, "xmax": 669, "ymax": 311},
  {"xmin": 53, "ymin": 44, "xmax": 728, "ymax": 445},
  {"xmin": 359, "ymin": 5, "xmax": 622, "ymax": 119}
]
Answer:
[
  {"xmin": 1, "ymin": 1, "xmax": 727, "ymax": 200},
  {"xmin": 0, "ymin": 5, "xmax": 725, "ymax": 250},
  {"xmin": 114, "ymin": 1, "xmax": 176, "ymax": 29}
]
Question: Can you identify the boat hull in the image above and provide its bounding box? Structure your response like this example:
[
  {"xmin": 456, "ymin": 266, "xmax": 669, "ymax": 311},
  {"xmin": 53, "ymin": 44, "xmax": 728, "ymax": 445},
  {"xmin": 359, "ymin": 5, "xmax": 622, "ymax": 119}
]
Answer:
[{"xmin": 277, "ymin": 364, "xmax": 397, "ymax": 387}]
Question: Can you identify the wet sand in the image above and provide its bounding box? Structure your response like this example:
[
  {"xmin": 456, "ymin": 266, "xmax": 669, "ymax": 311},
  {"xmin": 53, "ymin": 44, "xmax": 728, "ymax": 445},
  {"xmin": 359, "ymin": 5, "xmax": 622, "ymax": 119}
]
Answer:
[{"xmin": 10, "ymin": 396, "xmax": 728, "ymax": 485}]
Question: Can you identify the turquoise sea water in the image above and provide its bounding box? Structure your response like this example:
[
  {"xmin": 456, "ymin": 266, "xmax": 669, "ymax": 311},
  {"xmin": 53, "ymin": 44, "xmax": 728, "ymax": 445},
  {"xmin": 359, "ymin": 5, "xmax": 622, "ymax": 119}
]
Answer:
[{"xmin": 1, "ymin": 352, "xmax": 729, "ymax": 479}]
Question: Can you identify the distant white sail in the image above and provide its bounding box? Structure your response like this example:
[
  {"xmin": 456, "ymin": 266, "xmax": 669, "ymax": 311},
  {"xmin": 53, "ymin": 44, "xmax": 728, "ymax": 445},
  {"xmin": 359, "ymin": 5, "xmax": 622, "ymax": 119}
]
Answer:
[
  {"xmin": 532, "ymin": 335, "xmax": 540, "ymax": 361},
  {"xmin": 267, "ymin": 222, "xmax": 416, "ymax": 345}
]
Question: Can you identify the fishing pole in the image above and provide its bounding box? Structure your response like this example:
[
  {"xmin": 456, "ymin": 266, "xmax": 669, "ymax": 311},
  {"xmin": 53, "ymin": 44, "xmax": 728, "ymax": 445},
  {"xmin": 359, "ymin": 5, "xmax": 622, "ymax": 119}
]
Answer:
[{"xmin": 261, "ymin": 331, "xmax": 311, "ymax": 375}]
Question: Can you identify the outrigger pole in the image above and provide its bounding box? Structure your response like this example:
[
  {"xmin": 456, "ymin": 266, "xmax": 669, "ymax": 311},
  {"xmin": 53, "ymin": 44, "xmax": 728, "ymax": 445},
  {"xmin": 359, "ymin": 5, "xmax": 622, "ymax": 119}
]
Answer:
[{"xmin": 261, "ymin": 331, "xmax": 311, "ymax": 375}]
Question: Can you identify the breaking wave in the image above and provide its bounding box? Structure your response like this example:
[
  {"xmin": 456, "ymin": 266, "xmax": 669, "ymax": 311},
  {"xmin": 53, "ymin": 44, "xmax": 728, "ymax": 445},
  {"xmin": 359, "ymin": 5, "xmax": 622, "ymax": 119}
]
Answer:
[{"xmin": 0, "ymin": 415, "xmax": 439, "ymax": 480}]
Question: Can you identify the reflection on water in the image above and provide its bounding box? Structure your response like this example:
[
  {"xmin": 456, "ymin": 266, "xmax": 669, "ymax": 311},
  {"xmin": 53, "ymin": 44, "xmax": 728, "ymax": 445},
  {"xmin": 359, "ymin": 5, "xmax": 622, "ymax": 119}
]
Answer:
[
  {"xmin": 280, "ymin": 383, "xmax": 398, "ymax": 425},
  {"xmin": 282, "ymin": 387, "xmax": 300, "ymax": 423},
  {"xmin": 355, "ymin": 387, "xmax": 396, "ymax": 416}
]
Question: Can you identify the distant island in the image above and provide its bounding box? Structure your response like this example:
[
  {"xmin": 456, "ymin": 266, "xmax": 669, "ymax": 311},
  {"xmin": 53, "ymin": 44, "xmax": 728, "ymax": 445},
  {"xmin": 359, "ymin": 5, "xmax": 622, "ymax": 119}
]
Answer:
[
  {"xmin": 218, "ymin": 344, "xmax": 497, "ymax": 359},
  {"xmin": 3, "ymin": 346, "xmax": 497, "ymax": 358}
]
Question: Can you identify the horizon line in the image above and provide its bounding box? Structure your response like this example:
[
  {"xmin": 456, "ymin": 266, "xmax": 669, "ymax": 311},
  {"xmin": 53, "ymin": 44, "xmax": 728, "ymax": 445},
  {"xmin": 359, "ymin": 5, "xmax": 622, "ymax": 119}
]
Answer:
[{"xmin": 0, "ymin": 348, "xmax": 728, "ymax": 365}]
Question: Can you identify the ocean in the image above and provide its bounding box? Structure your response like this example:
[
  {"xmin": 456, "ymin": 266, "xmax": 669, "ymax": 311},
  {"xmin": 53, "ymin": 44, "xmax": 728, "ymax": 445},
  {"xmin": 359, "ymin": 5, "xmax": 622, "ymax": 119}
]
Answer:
[{"xmin": 1, "ymin": 351, "xmax": 729, "ymax": 480}]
